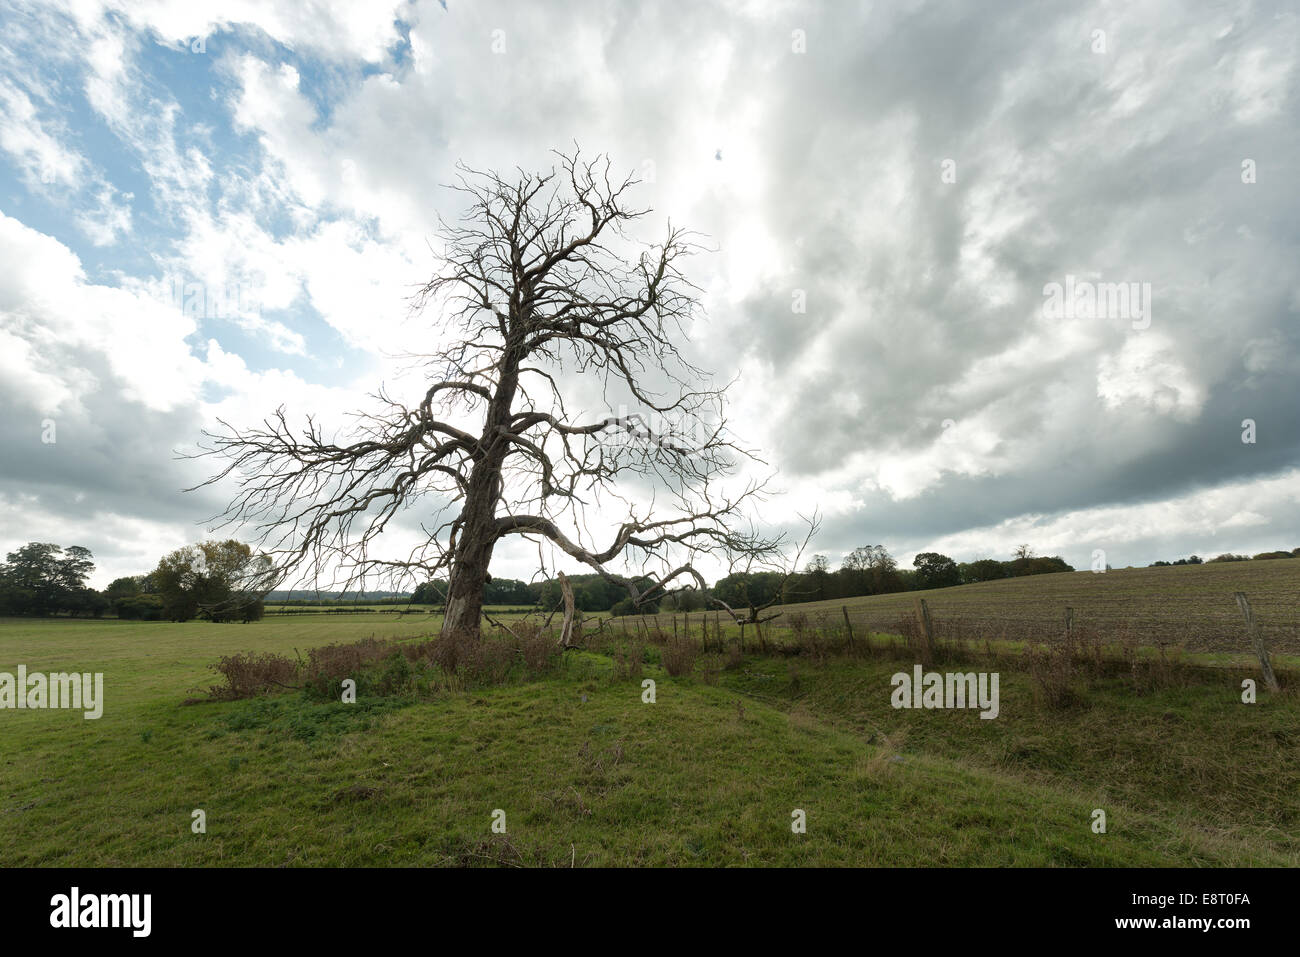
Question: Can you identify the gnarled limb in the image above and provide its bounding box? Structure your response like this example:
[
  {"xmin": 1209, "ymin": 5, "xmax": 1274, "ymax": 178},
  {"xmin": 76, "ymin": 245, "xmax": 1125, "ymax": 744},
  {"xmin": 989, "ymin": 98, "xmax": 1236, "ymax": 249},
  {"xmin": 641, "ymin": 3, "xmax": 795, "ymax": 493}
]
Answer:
[{"xmin": 192, "ymin": 149, "xmax": 781, "ymax": 652}]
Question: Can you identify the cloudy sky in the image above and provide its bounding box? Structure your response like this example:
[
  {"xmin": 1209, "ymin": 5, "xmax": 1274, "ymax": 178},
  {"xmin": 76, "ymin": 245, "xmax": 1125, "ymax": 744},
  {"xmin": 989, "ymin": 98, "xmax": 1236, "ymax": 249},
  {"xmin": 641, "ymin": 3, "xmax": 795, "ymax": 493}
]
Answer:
[{"xmin": 1, "ymin": 0, "xmax": 1298, "ymax": 589}]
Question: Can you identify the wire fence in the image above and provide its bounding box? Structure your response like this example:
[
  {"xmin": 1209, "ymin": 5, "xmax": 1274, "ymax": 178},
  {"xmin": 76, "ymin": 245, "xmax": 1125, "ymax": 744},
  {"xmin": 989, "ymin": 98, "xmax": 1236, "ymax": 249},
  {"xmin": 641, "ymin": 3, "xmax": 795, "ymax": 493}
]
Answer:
[{"xmin": 625, "ymin": 590, "xmax": 1300, "ymax": 656}]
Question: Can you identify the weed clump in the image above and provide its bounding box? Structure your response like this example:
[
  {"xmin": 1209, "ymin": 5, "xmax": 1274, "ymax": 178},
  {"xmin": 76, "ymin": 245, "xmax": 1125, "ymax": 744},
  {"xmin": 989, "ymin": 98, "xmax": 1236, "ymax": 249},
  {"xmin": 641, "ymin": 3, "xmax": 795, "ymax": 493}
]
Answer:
[
  {"xmin": 201, "ymin": 651, "xmax": 298, "ymax": 701},
  {"xmin": 611, "ymin": 641, "xmax": 645, "ymax": 682},
  {"xmin": 517, "ymin": 622, "xmax": 560, "ymax": 675},
  {"xmin": 1022, "ymin": 638, "xmax": 1083, "ymax": 709},
  {"xmin": 661, "ymin": 638, "xmax": 697, "ymax": 677}
]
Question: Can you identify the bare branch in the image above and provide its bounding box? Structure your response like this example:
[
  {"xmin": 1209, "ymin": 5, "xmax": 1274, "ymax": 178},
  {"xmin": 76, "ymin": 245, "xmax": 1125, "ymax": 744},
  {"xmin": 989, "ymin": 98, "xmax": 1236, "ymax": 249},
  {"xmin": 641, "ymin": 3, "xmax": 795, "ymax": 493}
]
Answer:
[{"xmin": 191, "ymin": 147, "xmax": 780, "ymax": 645}]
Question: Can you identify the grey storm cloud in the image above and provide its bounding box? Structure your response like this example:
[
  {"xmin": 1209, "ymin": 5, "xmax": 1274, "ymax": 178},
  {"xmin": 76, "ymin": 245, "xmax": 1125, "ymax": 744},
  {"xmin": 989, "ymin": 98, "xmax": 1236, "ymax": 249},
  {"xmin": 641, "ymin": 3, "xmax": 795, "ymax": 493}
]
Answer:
[
  {"xmin": 695, "ymin": 0, "xmax": 1300, "ymax": 567},
  {"xmin": 1, "ymin": 0, "xmax": 1298, "ymax": 584}
]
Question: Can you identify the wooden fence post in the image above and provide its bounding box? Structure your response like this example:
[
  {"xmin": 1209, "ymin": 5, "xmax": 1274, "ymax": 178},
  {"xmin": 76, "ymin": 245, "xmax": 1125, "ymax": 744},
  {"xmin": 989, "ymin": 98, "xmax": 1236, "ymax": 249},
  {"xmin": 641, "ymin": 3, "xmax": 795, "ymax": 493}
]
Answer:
[
  {"xmin": 1065, "ymin": 606, "xmax": 1074, "ymax": 640},
  {"xmin": 914, "ymin": 597, "xmax": 935, "ymax": 660},
  {"xmin": 1234, "ymin": 592, "xmax": 1280, "ymax": 693},
  {"xmin": 841, "ymin": 605, "xmax": 855, "ymax": 651},
  {"xmin": 557, "ymin": 571, "xmax": 577, "ymax": 648}
]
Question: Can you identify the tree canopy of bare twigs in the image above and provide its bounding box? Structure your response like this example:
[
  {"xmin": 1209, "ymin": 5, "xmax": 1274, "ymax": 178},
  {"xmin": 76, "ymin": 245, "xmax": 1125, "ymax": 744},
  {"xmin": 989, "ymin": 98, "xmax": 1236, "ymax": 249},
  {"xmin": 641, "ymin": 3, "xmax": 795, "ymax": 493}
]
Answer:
[{"xmin": 191, "ymin": 148, "xmax": 785, "ymax": 647}]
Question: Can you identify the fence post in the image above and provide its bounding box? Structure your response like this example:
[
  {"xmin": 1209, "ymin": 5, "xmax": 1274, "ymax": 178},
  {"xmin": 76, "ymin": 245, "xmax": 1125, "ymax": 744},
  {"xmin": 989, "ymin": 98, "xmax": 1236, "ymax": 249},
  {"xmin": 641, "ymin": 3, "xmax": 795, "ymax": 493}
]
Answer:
[
  {"xmin": 1065, "ymin": 606, "xmax": 1074, "ymax": 640},
  {"xmin": 1234, "ymin": 592, "xmax": 1280, "ymax": 693},
  {"xmin": 555, "ymin": 572, "xmax": 576, "ymax": 648},
  {"xmin": 841, "ymin": 605, "xmax": 855, "ymax": 650},
  {"xmin": 914, "ymin": 597, "xmax": 935, "ymax": 657}
]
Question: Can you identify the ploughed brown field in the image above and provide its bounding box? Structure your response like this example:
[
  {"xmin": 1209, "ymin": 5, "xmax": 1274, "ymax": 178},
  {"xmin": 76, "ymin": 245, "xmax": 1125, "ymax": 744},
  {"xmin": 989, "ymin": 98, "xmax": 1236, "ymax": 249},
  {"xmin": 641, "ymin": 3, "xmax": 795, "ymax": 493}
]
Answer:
[{"xmin": 641, "ymin": 558, "xmax": 1300, "ymax": 656}]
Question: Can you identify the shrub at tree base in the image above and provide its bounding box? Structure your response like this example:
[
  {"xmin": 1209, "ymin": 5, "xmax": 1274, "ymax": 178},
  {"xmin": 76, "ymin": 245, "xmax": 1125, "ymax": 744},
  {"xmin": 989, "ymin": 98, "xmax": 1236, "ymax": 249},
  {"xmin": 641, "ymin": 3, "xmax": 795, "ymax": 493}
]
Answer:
[{"xmin": 198, "ymin": 629, "xmax": 568, "ymax": 703}]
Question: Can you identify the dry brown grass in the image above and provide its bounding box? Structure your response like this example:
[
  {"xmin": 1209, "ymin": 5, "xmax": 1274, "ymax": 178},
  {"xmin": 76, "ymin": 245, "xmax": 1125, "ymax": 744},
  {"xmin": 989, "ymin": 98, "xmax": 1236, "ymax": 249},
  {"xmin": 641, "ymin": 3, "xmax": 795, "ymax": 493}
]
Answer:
[
  {"xmin": 200, "ymin": 651, "xmax": 299, "ymax": 701},
  {"xmin": 516, "ymin": 621, "xmax": 560, "ymax": 674},
  {"xmin": 660, "ymin": 638, "xmax": 697, "ymax": 677},
  {"xmin": 611, "ymin": 641, "xmax": 645, "ymax": 682},
  {"xmin": 858, "ymin": 730, "xmax": 908, "ymax": 779},
  {"xmin": 1022, "ymin": 638, "xmax": 1082, "ymax": 709}
]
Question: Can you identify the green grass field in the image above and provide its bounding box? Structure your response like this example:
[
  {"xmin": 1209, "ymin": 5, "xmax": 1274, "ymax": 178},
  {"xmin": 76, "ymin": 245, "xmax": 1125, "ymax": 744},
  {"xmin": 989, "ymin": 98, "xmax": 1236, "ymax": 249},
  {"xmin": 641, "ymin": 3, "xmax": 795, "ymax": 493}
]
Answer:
[{"xmin": 2, "ymin": 587, "xmax": 1297, "ymax": 866}]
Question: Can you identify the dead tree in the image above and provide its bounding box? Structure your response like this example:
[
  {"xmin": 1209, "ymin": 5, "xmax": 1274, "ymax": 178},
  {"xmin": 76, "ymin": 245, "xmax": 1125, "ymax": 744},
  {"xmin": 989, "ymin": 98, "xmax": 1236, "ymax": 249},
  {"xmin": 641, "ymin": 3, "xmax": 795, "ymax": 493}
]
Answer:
[
  {"xmin": 710, "ymin": 513, "xmax": 820, "ymax": 629},
  {"xmin": 191, "ymin": 149, "xmax": 779, "ymax": 654}
]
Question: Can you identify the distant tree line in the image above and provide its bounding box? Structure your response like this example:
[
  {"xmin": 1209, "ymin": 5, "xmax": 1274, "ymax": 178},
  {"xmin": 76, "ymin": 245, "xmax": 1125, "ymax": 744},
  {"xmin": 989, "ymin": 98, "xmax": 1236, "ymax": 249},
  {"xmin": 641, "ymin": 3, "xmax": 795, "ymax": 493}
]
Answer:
[
  {"xmin": 1150, "ymin": 548, "xmax": 1299, "ymax": 567},
  {"xmin": 409, "ymin": 574, "xmax": 657, "ymax": 616},
  {"xmin": 702, "ymin": 543, "xmax": 1075, "ymax": 613},
  {"xmin": 10, "ymin": 536, "xmax": 1295, "ymax": 623},
  {"xmin": 0, "ymin": 543, "xmax": 105, "ymax": 617},
  {"xmin": 411, "ymin": 577, "xmax": 536, "ymax": 606},
  {"xmin": 272, "ymin": 596, "xmax": 412, "ymax": 607},
  {"xmin": 267, "ymin": 590, "xmax": 408, "ymax": 602},
  {"xmin": 0, "ymin": 539, "xmax": 1067, "ymax": 622},
  {"xmin": 397, "ymin": 544, "xmax": 1076, "ymax": 618},
  {"xmin": 1, "ymin": 539, "xmax": 271, "ymax": 622}
]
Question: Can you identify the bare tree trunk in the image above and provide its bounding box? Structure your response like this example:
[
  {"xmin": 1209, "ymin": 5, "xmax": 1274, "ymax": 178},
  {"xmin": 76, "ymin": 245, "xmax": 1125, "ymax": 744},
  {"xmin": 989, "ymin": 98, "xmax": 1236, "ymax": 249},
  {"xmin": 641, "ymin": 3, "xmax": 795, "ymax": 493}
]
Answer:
[
  {"xmin": 440, "ymin": 479, "xmax": 499, "ymax": 643},
  {"xmin": 441, "ymin": 345, "xmax": 522, "ymax": 645},
  {"xmin": 442, "ymin": 539, "xmax": 492, "ymax": 642}
]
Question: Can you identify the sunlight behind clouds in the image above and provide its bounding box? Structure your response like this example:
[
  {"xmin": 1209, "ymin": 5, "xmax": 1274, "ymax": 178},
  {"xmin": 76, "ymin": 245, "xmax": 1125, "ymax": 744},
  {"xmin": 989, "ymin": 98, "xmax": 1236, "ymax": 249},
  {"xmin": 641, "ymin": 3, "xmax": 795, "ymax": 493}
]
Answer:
[{"xmin": 1, "ymin": 0, "xmax": 1297, "ymax": 584}]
